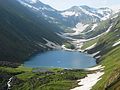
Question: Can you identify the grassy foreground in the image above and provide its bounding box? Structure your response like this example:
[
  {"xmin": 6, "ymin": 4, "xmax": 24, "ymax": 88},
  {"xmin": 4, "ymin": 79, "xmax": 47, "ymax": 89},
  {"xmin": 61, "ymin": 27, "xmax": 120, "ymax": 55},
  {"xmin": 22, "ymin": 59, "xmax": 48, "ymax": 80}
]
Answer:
[{"xmin": 0, "ymin": 66, "xmax": 87, "ymax": 90}]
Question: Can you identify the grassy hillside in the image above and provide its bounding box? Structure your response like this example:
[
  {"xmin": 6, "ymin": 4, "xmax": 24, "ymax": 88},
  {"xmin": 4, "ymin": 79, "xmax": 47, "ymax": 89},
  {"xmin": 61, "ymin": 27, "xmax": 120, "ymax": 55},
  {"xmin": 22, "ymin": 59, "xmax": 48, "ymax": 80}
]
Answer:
[
  {"xmin": 92, "ymin": 46, "xmax": 120, "ymax": 90},
  {"xmin": 85, "ymin": 15, "xmax": 120, "ymax": 90},
  {"xmin": 0, "ymin": 0, "xmax": 65, "ymax": 63},
  {"xmin": 86, "ymin": 20, "xmax": 111, "ymax": 38},
  {"xmin": 0, "ymin": 66, "xmax": 87, "ymax": 90}
]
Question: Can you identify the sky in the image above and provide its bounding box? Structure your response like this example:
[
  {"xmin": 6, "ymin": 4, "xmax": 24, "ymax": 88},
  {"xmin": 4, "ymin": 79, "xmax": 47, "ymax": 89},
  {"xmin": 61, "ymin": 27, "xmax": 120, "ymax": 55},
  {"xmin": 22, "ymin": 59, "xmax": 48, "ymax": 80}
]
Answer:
[{"xmin": 38, "ymin": 0, "xmax": 120, "ymax": 10}]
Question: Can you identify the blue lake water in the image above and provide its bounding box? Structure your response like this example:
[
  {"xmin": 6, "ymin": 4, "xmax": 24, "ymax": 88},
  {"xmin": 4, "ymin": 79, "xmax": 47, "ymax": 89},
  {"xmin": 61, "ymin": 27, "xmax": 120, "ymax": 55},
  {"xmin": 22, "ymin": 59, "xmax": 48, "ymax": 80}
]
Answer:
[{"xmin": 24, "ymin": 50, "xmax": 96, "ymax": 69}]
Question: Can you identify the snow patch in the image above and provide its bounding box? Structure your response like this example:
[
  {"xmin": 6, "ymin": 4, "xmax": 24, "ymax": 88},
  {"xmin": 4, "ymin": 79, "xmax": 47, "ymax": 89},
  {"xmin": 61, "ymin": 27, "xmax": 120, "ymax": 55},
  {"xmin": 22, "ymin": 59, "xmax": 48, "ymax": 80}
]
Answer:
[
  {"xmin": 85, "ymin": 65, "xmax": 104, "ymax": 71},
  {"xmin": 97, "ymin": 8, "xmax": 112, "ymax": 21},
  {"xmin": 69, "ymin": 23, "xmax": 89, "ymax": 36},
  {"xmin": 61, "ymin": 45, "xmax": 75, "ymax": 51},
  {"xmin": 92, "ymin": 24, "xmax": 98, "ymax": 30},
  {"xmin": 101, "ymin": 14, "xmax": 111, "ymax": 21},
  {"xmin": 85, "ymin": 43, "xmax": 97, "ymax": 50},
  {"xmin": 71, "ymin": 65, "xmax": 105, "ymax": 90},
  {"xmin": 95, "ymin": 55, "xmax": 101, "ymax": 59},
  {"xmin": 18, "ymin": 0, "xmax": 39, "ymax": 10},
  {"xmin": 97, "ymin": 10, "xmax": 104, "ymax": 15},
  {"xmin": 36, "ymin": 42, "xmax": 46, "ymax": 48},
  {"xmin": 43, "ymin": 38, "xmax": 61, "ymax": 49},
  {"xmin": 105, "ymin": 25, "xmax": 113, "ymax": 33},
  {"xmin": 79, "ymin": 7, "xmax": 101, "ymax": 18},
  {"xmin": 85, "ymin": 24, "xmax": 98, "ymax": 34},
  {"xmin": 85, "ymin": 25, "xmax": 113, "ymax": 41},
  {"xmin": 112, "ymin": 39, "xmax": 120, "ymax": 47},
  {"xmin": 61, "ymin": 11, "xmax": 76, "ymax": 17},
  {"xmin": 91, "ymin": 51, "xmax": 101, "ymax": 57},
  {"xmin": 7, "ymin": 77, "xmax": 13, "ymax": 90},
  {"xmin": 18, "ymin": 0, "xmax": 55, "ymax": 11}
]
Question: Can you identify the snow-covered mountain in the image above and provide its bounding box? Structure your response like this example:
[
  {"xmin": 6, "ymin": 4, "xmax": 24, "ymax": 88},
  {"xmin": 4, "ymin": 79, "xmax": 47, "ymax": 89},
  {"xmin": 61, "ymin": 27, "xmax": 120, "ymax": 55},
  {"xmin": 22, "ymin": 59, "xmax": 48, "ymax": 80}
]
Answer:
[
  {"xmin": 17, "ymin": 0, "xmax": 113, "ymax": 28},
  {"xmin": 18, "ymin": 0, "xmax": 56, "ymax": 12},
  {"xmin": 61, "ymin": 6, "xmax": 113, "ymax": 26},
  {"xmin": 18, "ymin": 0, "xmax": 66, "ymax": 26}
]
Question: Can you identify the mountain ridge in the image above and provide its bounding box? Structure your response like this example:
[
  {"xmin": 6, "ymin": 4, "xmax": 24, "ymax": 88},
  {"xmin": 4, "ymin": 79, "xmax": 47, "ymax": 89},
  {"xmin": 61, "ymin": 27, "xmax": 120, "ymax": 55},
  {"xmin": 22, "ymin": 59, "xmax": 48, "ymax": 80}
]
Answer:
[{"xmin": 18, "ymin": 0, "xmax": 113, "ymax": 28}]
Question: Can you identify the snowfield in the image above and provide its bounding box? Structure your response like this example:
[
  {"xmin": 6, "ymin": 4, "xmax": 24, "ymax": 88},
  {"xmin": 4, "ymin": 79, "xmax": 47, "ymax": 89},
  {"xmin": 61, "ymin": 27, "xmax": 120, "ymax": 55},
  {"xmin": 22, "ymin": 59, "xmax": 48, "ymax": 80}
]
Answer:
[
  {"xmin": 91, "ymin": 24, "xmax": 98, "ymax": 30},
  {"xmin": 65, "ymin": 23, "xmax": 89, "ymax": 36}
]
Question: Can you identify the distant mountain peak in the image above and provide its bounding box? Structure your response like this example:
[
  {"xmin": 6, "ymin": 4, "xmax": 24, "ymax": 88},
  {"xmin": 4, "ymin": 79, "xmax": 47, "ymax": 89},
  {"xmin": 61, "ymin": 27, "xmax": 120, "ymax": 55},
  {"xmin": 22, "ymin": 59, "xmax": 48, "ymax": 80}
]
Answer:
[
  {"xmin": 80, "ymin": 5, "xmax": 95, "ymax": 9},
  {"xmin": 61, "ymin": 5, "xmax": 112, "ymax": 20}
]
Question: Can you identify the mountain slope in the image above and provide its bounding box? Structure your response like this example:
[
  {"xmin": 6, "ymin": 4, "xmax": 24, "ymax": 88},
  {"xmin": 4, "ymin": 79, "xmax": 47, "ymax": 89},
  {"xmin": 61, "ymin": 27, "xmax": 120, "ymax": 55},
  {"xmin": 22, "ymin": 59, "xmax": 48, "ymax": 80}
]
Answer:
[
  {"xmin": 83, "ymin": 13, "xmax": 120, "ymax": 90},
  {"xmin": 18, "ymin": 0, "xmax": 113, "ymax": 29},
  {"xmin": 60, "ymin": 5, "xmax": 112, "ymax": 27},
  {"xmin": 0, "ymin": 0, "xmax": 64, "ymax": 63},
  {"xmin": 18, "ymin": 0, "xmax": 67, "ymax": 28},
  {"xmin": 87, "ymin": 14, "xmax": 120, "ymax": 59}
]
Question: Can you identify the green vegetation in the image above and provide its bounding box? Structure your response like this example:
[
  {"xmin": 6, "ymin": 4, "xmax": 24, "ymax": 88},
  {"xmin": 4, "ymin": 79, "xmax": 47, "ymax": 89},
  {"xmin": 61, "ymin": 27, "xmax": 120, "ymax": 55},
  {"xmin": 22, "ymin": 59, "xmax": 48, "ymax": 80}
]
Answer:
[
  {"xmin": 92, "ymin": 46, "xmax": 120, "ymax": 90},
  {"xmin": 89, "ymin": 15, "xmax": 120, "ymax": 90},
  {"xmin": 84, "ymin": 19, "xmax": 111, "ymax": 39},
  {"xmin": 0, "ymin": 66, "xmax": 87, "ymax": 90},
  {"xmin": 39, "ymin": 80, "xmax": 77, "ymax": 90},
  {"xmin": 81, "ymin": 37, "xmax": 99, "ymax": 50},
  {"xmin": 64, "ymin": 42, "xmax": 75, "ymax": 49}
]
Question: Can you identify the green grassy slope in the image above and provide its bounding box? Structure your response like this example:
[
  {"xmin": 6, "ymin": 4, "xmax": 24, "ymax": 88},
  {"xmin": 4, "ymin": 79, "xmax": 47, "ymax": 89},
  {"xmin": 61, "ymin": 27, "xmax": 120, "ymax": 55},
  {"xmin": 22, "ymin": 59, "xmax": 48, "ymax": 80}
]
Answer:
[
  {"xmin": 81, "ymin": 37, "xmax": 99, "ymax": 50},
  {"xmin": 92, "ymin": 46, "xmax": 120, "ymax": 90},
  {"xmin": 0, "ymin": 66, "xmax": 87, "ymax": 90},
  {"xmin": 87, "ymin": 15, "xmax": 120, "ymax": 56},
  {"xmin": 86, "ymin": 15, "xmax": 120, "ymax": 90}
]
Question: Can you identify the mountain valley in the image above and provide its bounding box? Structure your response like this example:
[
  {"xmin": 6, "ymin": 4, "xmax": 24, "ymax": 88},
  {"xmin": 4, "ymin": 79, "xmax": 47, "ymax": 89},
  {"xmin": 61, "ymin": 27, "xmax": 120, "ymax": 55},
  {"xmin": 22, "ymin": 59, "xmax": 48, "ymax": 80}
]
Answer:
[{"xmin": 0, "ymin": 0, "xmax": 120, "ymax": 90}]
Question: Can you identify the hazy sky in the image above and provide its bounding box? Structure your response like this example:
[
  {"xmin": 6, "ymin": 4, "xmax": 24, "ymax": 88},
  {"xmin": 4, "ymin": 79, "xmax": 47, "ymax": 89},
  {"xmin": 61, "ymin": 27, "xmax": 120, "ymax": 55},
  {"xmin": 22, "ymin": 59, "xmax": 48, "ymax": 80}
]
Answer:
[{"xmin": 38, "ymin": 0, "xmax": 120, "ymax": 10}]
